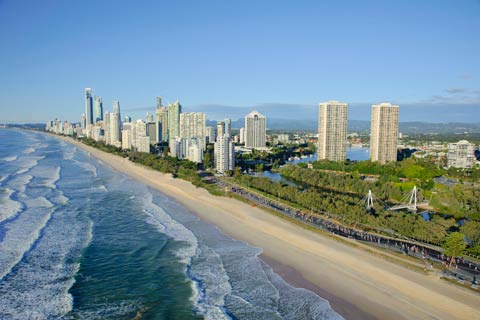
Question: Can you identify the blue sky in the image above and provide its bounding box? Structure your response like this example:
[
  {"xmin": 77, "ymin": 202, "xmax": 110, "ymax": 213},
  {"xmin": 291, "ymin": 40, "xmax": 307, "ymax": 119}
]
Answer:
[{"xmin": 0, "ymin": 0, "xmax": 479, "ymax": 122}]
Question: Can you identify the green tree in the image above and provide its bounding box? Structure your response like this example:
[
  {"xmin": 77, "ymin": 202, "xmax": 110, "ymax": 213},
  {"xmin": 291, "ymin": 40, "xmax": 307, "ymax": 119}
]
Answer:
[{"xmin": 443, "ymin": 232, "xmax": 466, "ymax": 268}]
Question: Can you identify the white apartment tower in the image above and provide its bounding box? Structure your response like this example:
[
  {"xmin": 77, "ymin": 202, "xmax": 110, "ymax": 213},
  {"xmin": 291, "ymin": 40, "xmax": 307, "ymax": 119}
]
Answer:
[
  {"xmin": 317, "ymin": 101, "xmax": 348, "ymax": 162},
  {"xmin": 215, "ymin": 134, "xmax": 235, "ymax": 174},
  {"xmin": 109, "ymin": 100, "xmax": 122, "ymax": 147},
  {"xmin": 179, "ymin": 112, "xmax": 206, "ymax": 147},
  {"xmin": 216, "ymin": 121, "xmax": 225, "ymax": 139},
  {"xmin": 239, "ymin": 127, "xmax": 245, "ymax": 144},
  {"xmin": 447, "ymin": 140, "xmax": 476, "ymax": 169},
  {"xmin": 244, "ymin": 110, "xmax": 266, "ymax": 148},
  {"xmin": 370, "ymin": 103, "xmax": 399, "ymax": 164}
]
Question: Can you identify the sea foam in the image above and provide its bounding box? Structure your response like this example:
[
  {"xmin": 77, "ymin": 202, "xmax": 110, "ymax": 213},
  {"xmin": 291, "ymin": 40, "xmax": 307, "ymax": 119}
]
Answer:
[{"xmin": 0, "ymin": 188, "xmax": 23, "ymax": 223}]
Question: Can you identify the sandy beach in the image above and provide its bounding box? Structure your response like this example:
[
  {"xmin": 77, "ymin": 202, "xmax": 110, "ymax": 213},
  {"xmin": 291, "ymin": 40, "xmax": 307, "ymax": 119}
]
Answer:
[{"xmin": 61, "ymin": 136, "xmax": 480, "ymax": 320}]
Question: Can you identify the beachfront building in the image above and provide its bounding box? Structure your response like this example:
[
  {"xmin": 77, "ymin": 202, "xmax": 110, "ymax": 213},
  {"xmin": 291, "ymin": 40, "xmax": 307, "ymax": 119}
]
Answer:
[
  {"xmin": 108, "ymin": 100, "xmax": 122, "ymax": 147},
  {"xmin": 180, "ymin": 112, "xmax": 206, "ymax": 147},
  {"xmin": 186, "ymin": 138, "xmax": 204, "ymax": 163},
  {"xmin": 370, "ymin": 102, "xmax": 399, "ymax": 164},
  {"xmin": 129, "ymin": 120, "xmax": 150, "ymax": 153},
  {"xmin": 146, "ymin": 122, "xmax": 157, "ymax": 145},
  {"xmin": 244, "ymin": 110, "xmax": 266, "ymax": 149},
  {"xmin": 93, "ymin": 96, "xmax": 103, "ymax": 123},
  {"xmin": 85, "ymin": 88, "xmax": 93, "ymax": 126},
  {"xmin": 215, "ymin": 134, "xmax": 235, "ymax": 174},
  {"xmin": 121, "ymin": 122, "xmax": 132, "ymax": 150},
  {"xmin": 168, "ymin": 100, "xmax": 182, "ymax": 141},
  {"xmin": 145, "ymin": 112, "xmax": 154, "ymax": 123},
  {"xmin": 317, "ymin": 101, "xmax": 348, "ymax": 162},
  {"xmin": 155, "ymin": 97, "xmax": 168, "ymax": 143},
  {"xmin": 447, "ymin": 140, "xmax": 476, "ymax": 169},
  {"xmin": 103, "ymin": 111, "xmax": 110, "ymax": 144}
]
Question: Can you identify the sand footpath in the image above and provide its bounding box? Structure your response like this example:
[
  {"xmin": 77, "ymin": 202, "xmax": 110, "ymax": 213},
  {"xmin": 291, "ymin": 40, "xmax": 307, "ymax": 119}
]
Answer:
[{"xmin": 60, "ymin": 136, "xmax": 480, "ymax": 320}]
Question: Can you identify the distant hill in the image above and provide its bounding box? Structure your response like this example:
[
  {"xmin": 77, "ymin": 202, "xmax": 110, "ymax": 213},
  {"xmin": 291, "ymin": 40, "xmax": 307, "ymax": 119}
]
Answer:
[{"xmin": 207, "ymin": 118, "xmax": 480, "ymax": 134}]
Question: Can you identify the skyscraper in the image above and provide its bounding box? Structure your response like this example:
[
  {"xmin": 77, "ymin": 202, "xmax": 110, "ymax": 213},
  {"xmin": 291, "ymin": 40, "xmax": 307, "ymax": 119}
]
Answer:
[
  {"xmin": 370, "ymin": 103, "xmax": 399, "ymax": 164},
  {"xmin": 155, "ymin": 97, "xmax": 168, "ymax": 143},
  {"xmin": 216, "ymin": 121, "xmax": 225, "ymax": 139},
  {"xmin": 206, "ymin": 126, "xmax": 215, "ymax": 144},
  {"xmin": 109, "ymin": 100, "xmax": 122, "ymax": 146},
  {"xmin": 167, "ymin": 101, "xmax": 181, "ymax": 140},
  {"xmin": 146, "ymin": 122, "xmax": 157, "ymax": 144},
  {"xmin": 93, "ymin": 96, "xmax": 103, "ymax": 123},
  {"xmin": 317, "ymin": 101, "xmax": 348, "ymax": 162},
  {"xmin": 239, "ymin": 127, "xmax": 245, "ymax": 144},
  {"xmin": 215, "ymin": 134, "xmax": 235, "ymax": 174},
  {"xmin": 85, "ymin": 88, "xmax": 93, "ymax": 126},
  {"xmin": 244, "ymin": 110, "xmax": 266, "ymax": 148},
  {"xmin": 146, "ymin": 112, "xmax": 154, "ymax": 123},
  {"xmin": 179, "ymin": 112, "xmax": 206, "ymax": 147},
  {"xmin": 224, "ymin": 118, "xmax": 232, "ymax": 137}
]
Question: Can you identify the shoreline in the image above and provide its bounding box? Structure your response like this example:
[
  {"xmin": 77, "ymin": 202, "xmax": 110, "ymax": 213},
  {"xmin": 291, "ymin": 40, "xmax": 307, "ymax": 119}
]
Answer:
[{"xmin": 55, "ymin": 134, "xmax": 480, "ymax": 320}]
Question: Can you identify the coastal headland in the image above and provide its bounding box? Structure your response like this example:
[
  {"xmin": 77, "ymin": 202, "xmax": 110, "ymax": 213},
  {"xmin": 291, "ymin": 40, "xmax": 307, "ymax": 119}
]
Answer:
[{"xmin": 58, "ymin": 135, "xmax": 480, "ymax": 320}]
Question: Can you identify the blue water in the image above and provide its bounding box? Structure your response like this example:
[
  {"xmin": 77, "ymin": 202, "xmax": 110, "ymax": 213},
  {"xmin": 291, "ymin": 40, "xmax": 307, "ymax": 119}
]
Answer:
[
  {"xmin": 289, "ymin": 148, "xmax": 370, "ymax": 165},
  {"xmin": 0, "ymin": 129, "xmax": 342, "ymax": 319}
]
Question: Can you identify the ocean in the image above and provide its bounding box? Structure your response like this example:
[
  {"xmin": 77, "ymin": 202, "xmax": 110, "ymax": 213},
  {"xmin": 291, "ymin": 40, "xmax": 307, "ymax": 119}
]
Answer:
[{"xmin": 0, "ymin": 129, "xmax": 342, "ymax": 320}]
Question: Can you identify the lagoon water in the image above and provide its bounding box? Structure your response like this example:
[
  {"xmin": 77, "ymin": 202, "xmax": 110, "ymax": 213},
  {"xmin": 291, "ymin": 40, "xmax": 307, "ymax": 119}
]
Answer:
[{"xmin": 0, "ymin": 129, "xmax": 342, "ymax": 320}]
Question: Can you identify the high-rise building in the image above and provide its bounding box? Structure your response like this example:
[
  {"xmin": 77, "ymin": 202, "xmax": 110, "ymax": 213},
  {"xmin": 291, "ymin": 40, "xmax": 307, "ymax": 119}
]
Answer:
[
  {"xmin": 447, "ymin": 140, "xmax": 476, "ymax": 169},
  {"xmin": 239, "ymin": 127, "xmax": 245, "ymax": 144},
  {"xmin": 370, "ymin": 103, "xmax": 399, "ymax": 164},
  {"xmin": 85, "ymin": 88, "xmax": 93, "ymax": 126},
  {"xmin": 146, "ymin": 112, "xmax": 154, "ymax": 123},
  {"xmin": 215, "ymin": 134, "xmax": 235, "ymax": 174},
  {"xmin": 109, "ymin": 100, "xmax": 121, "ymax": 147},
  {"xmin": 131, "ymin": 120, "xmax": 150, "ymax": 153},
  {"xmin": 224, "ymin": 118, "xmax": 232, "ymax": 137},
  {"xmin": 168, "ymin": 101, "xmax": 181, "ymax": 140},
  {"xmin": 244, "ymin": 110, "xmax": 266, "ymax": 148},
  {"xmin": 216, "ymin": 121, "xmax": 225, "ymax": 139},
  {"xmin": 146, "ymin": 122, "xmax": 157, "ymax": 144},
  {"xmin": 93, "ymin": 96, "xmax": 103, "ymax": 123},
  {"xmin": 180, "ymin": 112, "xmax": 206, "ymax": 147},
  {"xmin": 81, "ymin": 113, "xmax": 86, "ymax": 129},
  {"xmin": 317, "ymin": 101, "xmax": 348, "ymax": 162},
  {"xmin": 155, "ymin": 97, "xmax": 168, "ymax": 143},
  {"xmin": 206, "ymin": 126, "xmax": 215, "ymax": 144},
  {"xmin": 121, "ymin": 122, "xmax": 133, "ymax": 150},
  {"xmin": 103, "ymin": 111, "xmax": 110, "ymax": 144}
]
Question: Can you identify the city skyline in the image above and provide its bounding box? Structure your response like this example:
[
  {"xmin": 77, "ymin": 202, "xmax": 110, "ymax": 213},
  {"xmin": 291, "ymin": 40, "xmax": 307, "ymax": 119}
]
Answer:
[{"xmin": 0, "ymin": 0, "xmax": 479, "ymax": 123}]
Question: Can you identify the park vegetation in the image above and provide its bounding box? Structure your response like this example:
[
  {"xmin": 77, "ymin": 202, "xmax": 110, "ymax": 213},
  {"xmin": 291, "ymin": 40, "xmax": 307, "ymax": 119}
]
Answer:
[{"xmin": 233, "ymin": 156, "xmax": 480, "ymax": 256}]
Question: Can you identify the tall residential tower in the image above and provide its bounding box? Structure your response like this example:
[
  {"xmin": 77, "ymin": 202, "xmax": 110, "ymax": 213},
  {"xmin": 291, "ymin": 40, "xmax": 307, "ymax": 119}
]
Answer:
[
  {"xmin": 85, "ymin": 88, "xmax": 93, "ymax": 126},
  {"xmin": 317, "ymin": 101, "xmax": 348, "ymax": 162},
  {"xmin": 93, "ymin": 96, "xmax": 103, "ymax": 123},
  {"xmin": 167, "ymin": 101, "xmax": 182, "ymax": 140},
  {"xmin": 370, "ymin": 103, "xmax": 399, "ymax": 164},
  {"xmin": 244, "ymin": 110, "xmax": 266, "ymax": 148}
]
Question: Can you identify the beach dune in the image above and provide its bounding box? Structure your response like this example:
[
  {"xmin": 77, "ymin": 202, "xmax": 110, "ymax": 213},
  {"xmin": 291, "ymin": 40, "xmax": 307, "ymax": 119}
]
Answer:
[{"xmin": 63, "ymin": 136, "xmax": 480, "ymax": 320}]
